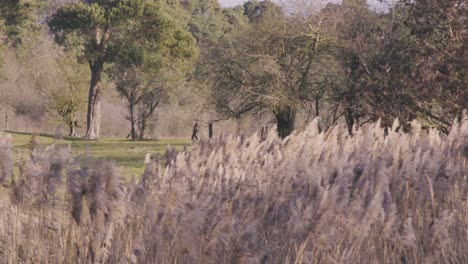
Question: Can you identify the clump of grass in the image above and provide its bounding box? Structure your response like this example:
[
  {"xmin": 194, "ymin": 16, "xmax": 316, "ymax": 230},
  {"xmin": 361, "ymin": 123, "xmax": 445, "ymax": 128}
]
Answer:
[{"xmin": 0, "ymin": 116, "xmax": 466, "ymax": 263}]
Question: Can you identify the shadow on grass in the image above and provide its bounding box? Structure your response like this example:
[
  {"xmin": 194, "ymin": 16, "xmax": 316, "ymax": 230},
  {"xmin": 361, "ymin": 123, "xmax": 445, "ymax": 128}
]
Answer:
[{"xmin": 5, "ymin": 130, "xmax": 84, "ymax": 141}]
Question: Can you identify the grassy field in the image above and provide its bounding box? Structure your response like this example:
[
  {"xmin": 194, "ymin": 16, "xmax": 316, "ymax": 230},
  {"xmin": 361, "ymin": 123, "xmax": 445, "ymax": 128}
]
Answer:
[{"xmin": 2, "ymin": 131, "xmax": 191, "ymax": 176}]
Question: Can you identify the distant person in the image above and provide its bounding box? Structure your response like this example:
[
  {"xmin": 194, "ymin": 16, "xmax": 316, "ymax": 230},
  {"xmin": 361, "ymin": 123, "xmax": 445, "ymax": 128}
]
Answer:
[{"xmin": 191, "ymin": 123, "xmax": 199, "ymax": 141}]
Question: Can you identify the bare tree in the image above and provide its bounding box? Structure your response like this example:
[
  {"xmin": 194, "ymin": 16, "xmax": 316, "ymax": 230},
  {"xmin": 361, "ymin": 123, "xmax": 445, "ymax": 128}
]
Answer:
[
  {"xmin": 204, "ymin": 1, "xmax": 342, "ymax": 137},
  {"xmin": 109, "ymin": 66, "xmax": 171, "ymax": 140}
]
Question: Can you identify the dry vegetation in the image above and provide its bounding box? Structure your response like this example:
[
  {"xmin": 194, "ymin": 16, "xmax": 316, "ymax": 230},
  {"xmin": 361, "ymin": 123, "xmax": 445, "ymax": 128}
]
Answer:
[{"xmin": 0, "ymin": 116, "xmax": 467, "ymax": 263}]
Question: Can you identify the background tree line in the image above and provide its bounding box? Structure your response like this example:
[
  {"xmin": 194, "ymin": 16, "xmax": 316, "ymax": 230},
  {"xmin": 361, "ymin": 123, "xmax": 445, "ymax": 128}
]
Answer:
[
  {"xmin": 0, "ymin": 0, "xmax": 466, "ymax": 139},
  {"xmin": 201, "ymin": 0, "xmax": 467, "ymax": 137}
]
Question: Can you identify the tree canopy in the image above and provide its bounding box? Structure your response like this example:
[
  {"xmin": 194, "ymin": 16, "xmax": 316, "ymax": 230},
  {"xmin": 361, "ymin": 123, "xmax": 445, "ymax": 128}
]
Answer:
[
  {"xmin": 1, "ymin": 0, "xmax": 466, "ymax": 139},
  {"xmin": 0, "ymin": 0, "xmax": 41, "ymax": 78},
  {"xmin": 201, "ymin": 0, "xmax": 467, "ymax": 137},
  {"xmin": 48, "ymin": 0, "xmax": 198, "ymax": 139},
  {"xmin": 203, "ymin": 1, "xmax": 343, "ymax": 137}
]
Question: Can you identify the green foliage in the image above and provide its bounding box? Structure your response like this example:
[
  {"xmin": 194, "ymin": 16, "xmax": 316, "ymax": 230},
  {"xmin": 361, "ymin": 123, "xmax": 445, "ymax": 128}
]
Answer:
[
  {"xmin": 48, "ymin": 0, "xmax": 198, "ymax": 139},
  {"xmin": 342, "ymin": 0, "xmax": 368, "ymax": 8},
  {"xmin": 49, "ymin": 0, "xmax": 197, "ymax": 67},
  {"xmin": 0, "ymin": 0, "xmax": 41, "ymax": 49},
  {"xmin": 2, "ymin": 0, "xmax": 465, "ymax": 138},
  {"xmin": 170, "ymin": 29, "xmax": 198, "ymax": 58},
  {"xmin": 49, "ymin": 55, "xmax": 88, "ymax": 134},
  {"xmin": 222, "ymin": 5, "xmax": 248, "ymax": 28},
  {"xmin": 187, "ymin": 0, "xmax": 247, "ymax": 103},
  {"xmin": 243, "ymin": 0, "xmax": 283, "ymax": 22},
  {"xmin": 185, "ymin": 0, "xmax": 227, "ymax": 43},
  {"xmin": 99, "ymin": 0, "xmax": 198, "ymax": 140},
  {"xmin": 0, "ymin": 20, "xmax": 5, "ymax": 79},
  {"xmin": 0, "ymin": 0, "xmax": 41, "ymax": 78}
]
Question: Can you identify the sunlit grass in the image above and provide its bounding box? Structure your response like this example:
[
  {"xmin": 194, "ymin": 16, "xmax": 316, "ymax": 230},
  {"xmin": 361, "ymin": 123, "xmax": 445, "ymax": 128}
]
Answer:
[{"xmin": 3, "ymin": 131, "xmax": 190, "ymax": 176}]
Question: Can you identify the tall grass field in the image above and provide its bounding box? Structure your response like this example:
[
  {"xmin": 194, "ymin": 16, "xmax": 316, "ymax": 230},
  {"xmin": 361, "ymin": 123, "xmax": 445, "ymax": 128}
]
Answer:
[{"xmin": 0, "ymin": 117, "xmax": 467, "ymax": 263}]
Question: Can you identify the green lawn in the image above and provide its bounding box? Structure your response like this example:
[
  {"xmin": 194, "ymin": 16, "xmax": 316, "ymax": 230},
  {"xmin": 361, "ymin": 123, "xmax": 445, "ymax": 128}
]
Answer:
[{"xmin": 2, "ymin": 131, "xmax": 191, "ymax": 177}]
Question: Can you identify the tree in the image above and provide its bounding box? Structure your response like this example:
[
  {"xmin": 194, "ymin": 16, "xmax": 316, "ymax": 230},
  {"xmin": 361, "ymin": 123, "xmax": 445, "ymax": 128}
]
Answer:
[
  {"xmin": 48, "ymin": 56, "xmax": 88, "ymax": 136},
  {"xmin": 205, "ymin": 0, "xmax": 341, "ymax": 138},
  {"xmin": 0, "ymin": 0, "xmax": 43, "ymax": 131},
  {"xmin": 333, "ymin": 0, "xmax": 467, "ymax": 133},
  {"xmin": 397, "ymin": 0, "xmax": 467, "ymax": 130},
  {"xmin": 110, "ymin": 55, "xmax": 196, "ymax": 140},
  {"xmin": 0, "ymin": 0, "xmax": 40, "ymax": 48},
  {"xmin": 342, "ymin": 0, "xmax": 368, "ymax": 8},
  {"xmin": 0, "ymin": 0, "xmax": 41, "ymax": 78},
  {"xmin": 109, "ymin": 65, "xmax": 169, "ymax": 140},
  {"xmin": 330, "ymin": 1, "xmax": 399, "ymax": 134},
  {"xmin": 243, "ymin": 0, "xmax": 282, "ymax": 22},
  {"xmin": 104, "ymin": 1, "xmax": 197, "ymax": 141},
  {"xmin": 11, "ymin": 35, "xmax": 88, "ymax": 136},
  {"xmin": 48, "ymin": 0, "xmax": 196, "ymax": 139},
  {"xmin": 159, "ymin": 0, "xmax": 246, "ymax": 134},
  {"xmin": 0, "ymin": 19, "xmax": 5, "ymax": 79}
]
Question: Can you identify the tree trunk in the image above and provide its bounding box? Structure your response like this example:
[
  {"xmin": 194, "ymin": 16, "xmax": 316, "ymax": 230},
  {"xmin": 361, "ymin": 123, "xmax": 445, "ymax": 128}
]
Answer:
[
  {"xmin": 67, "ymin": 112, "xmax": 77, "ymax": 137},
  {"xmin": 315, "ymin": 97, "xmax": 320, "ymax": 117},
  {"xmin": 5, "ymin": 96, "xmax": 9, "ymax": 131},
  {"xmin": 191, "ymin": 123, "xmax": 199, "ymax": 140},
  {"xmin": 129, "ymin": 92, "xmax": 137, "ymax": 141},
  {"xmin": 68, "ymin": 120, "xmax": 76, "ymax": 137},
  {"xmin": 274, "ymin": 108, "xmax": 296, "ymax": 138},
  {"xmin": 260, "ymin": 126, "xmax": 270, "ymax": 139},
  {"xmin": 344, "ymin": 107, "xmax": 354, "ymax": 136},
  {"xmin": 137, "ymin": 94, "xmax": 160, "ymax": 141},
  {"xmin": 84, "ymin": 62, "xmax": 104, "ymax": 140},
  {"xmin": 138, "ymin": 114, "xmax": 147, "ymax": 140},
  {"xmin": 68, "ymin": 123, "xmax": 76, "ymax": 137},
  {"xmin": 208, "ymin": 123, "xmax": 213, "ymax": 139}
]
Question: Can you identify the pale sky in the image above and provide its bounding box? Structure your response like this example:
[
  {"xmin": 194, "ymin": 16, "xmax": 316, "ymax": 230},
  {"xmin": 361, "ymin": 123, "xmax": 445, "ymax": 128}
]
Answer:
[{"xmin": 218, "ymin": 0, "xmax": 392, "ymax": 11}]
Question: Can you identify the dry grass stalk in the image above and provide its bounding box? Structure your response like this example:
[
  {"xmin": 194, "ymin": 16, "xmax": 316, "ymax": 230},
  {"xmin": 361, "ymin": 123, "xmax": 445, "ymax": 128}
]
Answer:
[{"xmin": 0, "ymin": 115, "xmax": 466, "ymax": 263}]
